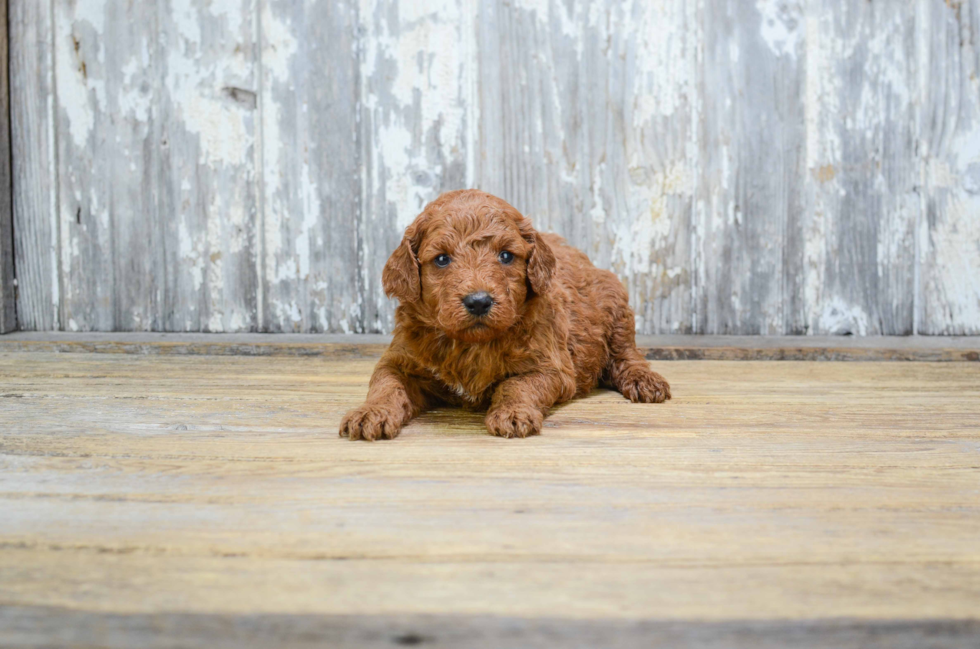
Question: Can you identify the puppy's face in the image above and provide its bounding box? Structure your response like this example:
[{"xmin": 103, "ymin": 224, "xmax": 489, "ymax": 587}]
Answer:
[
  {"xmin": 383, "ymin": 191, "xmax": 555, "ymax": 343},
  {"xmin": 416, "ymin": 213, "xmax": 531, "ymax": 342}
]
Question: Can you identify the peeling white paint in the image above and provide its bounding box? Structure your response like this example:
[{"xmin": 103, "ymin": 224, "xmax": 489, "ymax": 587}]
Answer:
[
  {"xmin": 804, "ymin": 7, "xmax": 841, "ymax": 173},
  {"xmin": 803, "ymin": 4, "xmax": 838, "ymax": 334},
  {"xmin": 511, "ymin": 0, "xmax": 579, "ymax": 40},
  {"xmin": 374, "ymin": 123, "xmax": 435, "ymax": 230},
  {"xmin": 118, "ymin": 58, "xmax": 151, "ymax": 123},
  {"xmin": 630, "ymin": 0, "xmax": 692, "ymax": 123},
  {"xmin": 55, "ymin": 2, "xmax": 106, "ymax": 148},
  {"xmin": 260, "ymin": 1, "xmax": 298, "ymax": 81},
  {"xmin": 818, "ymin": 297, "xmax": 870, "ymax": 336},
  {"xmin": 613, "ymin": 162, "xmax": 693, "ymax": 279},
  {"xmin": 259, "ymin": 1, "xmax": 290, "ymax": 302},
  {"xmin": 165, "ymin": 0, "xmax": 253, "ymax": 166},
  {"xmin": 178, "ymin": 220, "xmax": 204, "ymax": 292},
  {"xmin": 756, "ymin": 0, "xmax": 803, "ymax": 59},
  {"xmin": 921, "ymin": 102, "xmax": 980, "ymax": 332},
  {"xmin": 589, "ymin": 164, "xmax": 607, "ymax": 224},
  {"xmin": 853, "ymin": 10, "xmax": 911, "ymax": 132},
  {"xmin": 295, "ymin": 164, "xmax": 321, "ymax": 280},
  {"xmin": 360, "ymin": 0, "xmax": 476, "ymax": 230},
  {"xmin": 16, "ymin": 0, "xmax": 980, "ymax": 335},
  {"xmin": 923, "ymin": 195, "xmax": 980, "ymax": 330},
  {"xmin": 207, "ymin": 192, "xmax": 226, "ymax": 329}
]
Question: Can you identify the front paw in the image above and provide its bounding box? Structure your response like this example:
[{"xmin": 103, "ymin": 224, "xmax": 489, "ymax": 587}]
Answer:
[
  {"xmin": 485, "ymin": 404, "xmax": 544, "ymax": 439},
  {"xmin": 339, "ymin": 404, "xmax": 404, "ymax": 441},
  {"xmin": 619, "ymin": 366, "xmax": 671, "ymax": 404}
]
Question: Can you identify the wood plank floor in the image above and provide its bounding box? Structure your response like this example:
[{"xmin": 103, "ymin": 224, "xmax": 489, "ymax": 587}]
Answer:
[{"xmin": 1, "ymin": 351, "xmax": 979, "ymax": 647}]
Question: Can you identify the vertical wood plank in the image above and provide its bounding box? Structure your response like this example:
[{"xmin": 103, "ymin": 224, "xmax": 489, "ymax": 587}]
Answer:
[
  {"xmin": 696, "ymin": 0, "xmax": 806, "ymax": 335},
  {"xmin": 156, "ymin": 0, "xmax": 259, "ymax": 331},
  {"xmin": 52, "ymin": 0, "xmax": 259, "ymax": 332},
  {"xmin": 619, "ymin": 0, "xmax": 699, "ymax": 334},
  {"xmin": 916, "ymin": 0, "xmax": 980, "ymax": 335},
  {"xmin": 479, "ymin": 0, "xmax": 698, "ymax": 334},
  {"xmin": 0, "ymin": 0, "xmax": 16, "ymax": 332},
  {"xmin": 358, "ymin": 0, "xmax": 478, "ymax": 332},
  {"xmin": 53, "ymin": 0, "xmax": 158, "ymax": 331},
  {"xmin": 803, "ymin": 0, "xmax": 918, "ymax": 335},
  {"xmin": 259, "ymin": 0, "xmax": 361, "ymax": 333},
  {"xmin": 53, "ymin": 0, "xmax": 117, "ymax": 330},
  {"xmin": 10, "ymin": 0, "xmax": 58, "ymax": 331},
  {"xmin": 102, "ymin": 2, "xmax": 161, "ymax": 331}
]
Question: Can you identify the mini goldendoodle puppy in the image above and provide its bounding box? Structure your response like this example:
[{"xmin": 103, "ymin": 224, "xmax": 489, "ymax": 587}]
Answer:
[{"xmin": 340, "ymin": 189, "xmax": 671, "ymax": 441}]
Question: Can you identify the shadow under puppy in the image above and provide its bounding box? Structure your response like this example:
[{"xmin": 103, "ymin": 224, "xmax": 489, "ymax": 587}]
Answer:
[{"xmin": 341, "ymin": 189, "xmax": 671, "ymax": 441}]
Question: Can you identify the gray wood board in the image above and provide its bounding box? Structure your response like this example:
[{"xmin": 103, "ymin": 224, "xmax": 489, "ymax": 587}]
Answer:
[
  {"xmin": 0, "ymin": 0, "xmax": 15, "ymax": 333},
  {"xmin": 260, "ymin": 0, "xmax": 361, "ymax": 333},
  {"xmin": 10, "ymin": 0, "xmax": 59, "ymax": 332},
  {"xmin": 802, "ymin": 1, "xmax": 919, "ymax": 336},
  {"xmin": 50, "ymin": 0, "xmax": 260, "ymax": 332},
  {"xmin": 8, "ymin": 0, "xmax": 980, "ymax": 334},
  {"xmin": 697, "ymin": 0, "xmax": 805, "ymax": 335},
  {"xmin": 916, "ymin": 0, "xmax": 980, "ymax": 334},
  {"xmin": 2, "ymin": 607, "xmax": 979, "ymax": 649}
]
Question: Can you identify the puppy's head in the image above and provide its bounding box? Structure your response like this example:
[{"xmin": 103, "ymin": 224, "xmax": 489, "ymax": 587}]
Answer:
[{"xmin": 383, "ymin": 190, "xmax": 555, "ymax": 343}]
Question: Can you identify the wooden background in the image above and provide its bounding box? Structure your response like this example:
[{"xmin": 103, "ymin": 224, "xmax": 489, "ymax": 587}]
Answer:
[{"xmin": 7, "ymin": 0, "xmax": 980, "ymax": 335}]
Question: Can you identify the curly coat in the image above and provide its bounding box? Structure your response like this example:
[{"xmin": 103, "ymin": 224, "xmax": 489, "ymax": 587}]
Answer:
[{"xmin": 340, "ymin": 189, "xmax": 671, "ymax": 440}]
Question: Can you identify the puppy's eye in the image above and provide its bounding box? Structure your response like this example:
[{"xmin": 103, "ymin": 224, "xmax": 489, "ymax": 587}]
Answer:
[
  {"xmin": 498, "ymin": 251, "xmax": 515, "ymax": 265},
  {"xmin": 434, "ymin": 254, "xmax": 451, "ymax": 268}
]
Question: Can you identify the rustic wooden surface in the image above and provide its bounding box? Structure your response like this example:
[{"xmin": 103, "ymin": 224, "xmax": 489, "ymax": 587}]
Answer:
[
  {"xmin": 2, "ymin": 610, "xmax": 979, "ymax": 649},
  {"xmin": 917, "ymin": 0, "xmax": 980, "ymax": 336},
  {"xmin": 261, "ymin": 0, "xmax": 361, "ymax": 333},
  {"xmin": 801, "ymin": 2, "xmax": 919, "ymax": 337},
  {"xmin": 1, "ymin": 352, "xmax": 979, "ymax": 646},
  {"xmin": 0, "ymin": 0, "xmax": 16, "ymax": 334},
  {"xmin": 8, "ymin": 1, "xmax": 980, "ymax": 335},
  {"xmin": 8, "ymin": 0, "xmax": 57, "ymax": 332},
  {"xmin": 1, "ymin": 332, "xmax": 978, "ymax": 362},
  {"xmin": 697, "ymin": 0, "xmax": 802, "ymax": 335}
]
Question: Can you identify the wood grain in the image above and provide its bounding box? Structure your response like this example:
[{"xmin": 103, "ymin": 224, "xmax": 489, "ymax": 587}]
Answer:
[
  {"xmin": 1, "ymin": 352, "xmax": 979, "ymax": 646},
  {"xmin": 916, "ymin": 0, "xmax": 980, "ymax": 335},
  {"xmin": 259, "ymin": 0, "xmax": 361, "ymax": 333},
  {"xmin": 697, "ymin": 0, "xmax": 805, "ymax": 335},
  {"xmin": 803, "ymin": 1, "xmax": 919, "ymax": 336},
  {"xmin": 53, "ymin": 0, "xmax": 155, "ymax": 331},
  {"xmin": 154, "ymin": 0, "xmax": 259, "ymax": 331},
  {"xmin": 0, "ymin": 0, "xmax": 15, "ymax": 333},
  {"xmin": 9, "ymin": 0, "xmax": 58, "ymax": 331},
  {"xmin": 150, "ymin": 0, "xmax": 260, "ymax": 332}
]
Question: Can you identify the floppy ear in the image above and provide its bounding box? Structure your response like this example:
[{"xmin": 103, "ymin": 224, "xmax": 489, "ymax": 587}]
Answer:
[
  {"xmin": 520, "ymin": 220, "xmax": 556, "ymax": 296},
  {"xmin": 382, "ymin": 236, "xmax": 420, "ymax": 303}
]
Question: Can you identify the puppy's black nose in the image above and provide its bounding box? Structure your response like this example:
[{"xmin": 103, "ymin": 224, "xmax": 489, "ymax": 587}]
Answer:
[{"xmin": 462, "ymin": 292, "xmax": 494, "ymax": 316}]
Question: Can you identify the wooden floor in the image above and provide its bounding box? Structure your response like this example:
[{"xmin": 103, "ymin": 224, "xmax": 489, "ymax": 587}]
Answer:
[{"xmin": 1, "ymin": 350, "xmax": 979, "ymax": 647}]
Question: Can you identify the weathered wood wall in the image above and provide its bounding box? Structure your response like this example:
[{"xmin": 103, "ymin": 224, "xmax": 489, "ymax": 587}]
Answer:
[{"xmin": 8, "ymin": 0, "xmax": 980, "ymax": 335}]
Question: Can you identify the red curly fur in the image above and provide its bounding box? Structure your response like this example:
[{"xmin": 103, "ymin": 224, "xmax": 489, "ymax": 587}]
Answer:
[{"xmin": 340, "ymin": 189, "xmax": 671, "ymax": 441}]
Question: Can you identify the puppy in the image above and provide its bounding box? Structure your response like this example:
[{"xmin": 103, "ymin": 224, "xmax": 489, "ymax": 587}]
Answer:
[{"xmin": 340, "ymin": 189, "xmax": 670, "ymax": 441}]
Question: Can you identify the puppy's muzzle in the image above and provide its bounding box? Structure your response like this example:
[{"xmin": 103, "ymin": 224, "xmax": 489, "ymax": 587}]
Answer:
[{"xmin": 462, "ymin": 291, "xmax": 494, "ymax": 317}]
